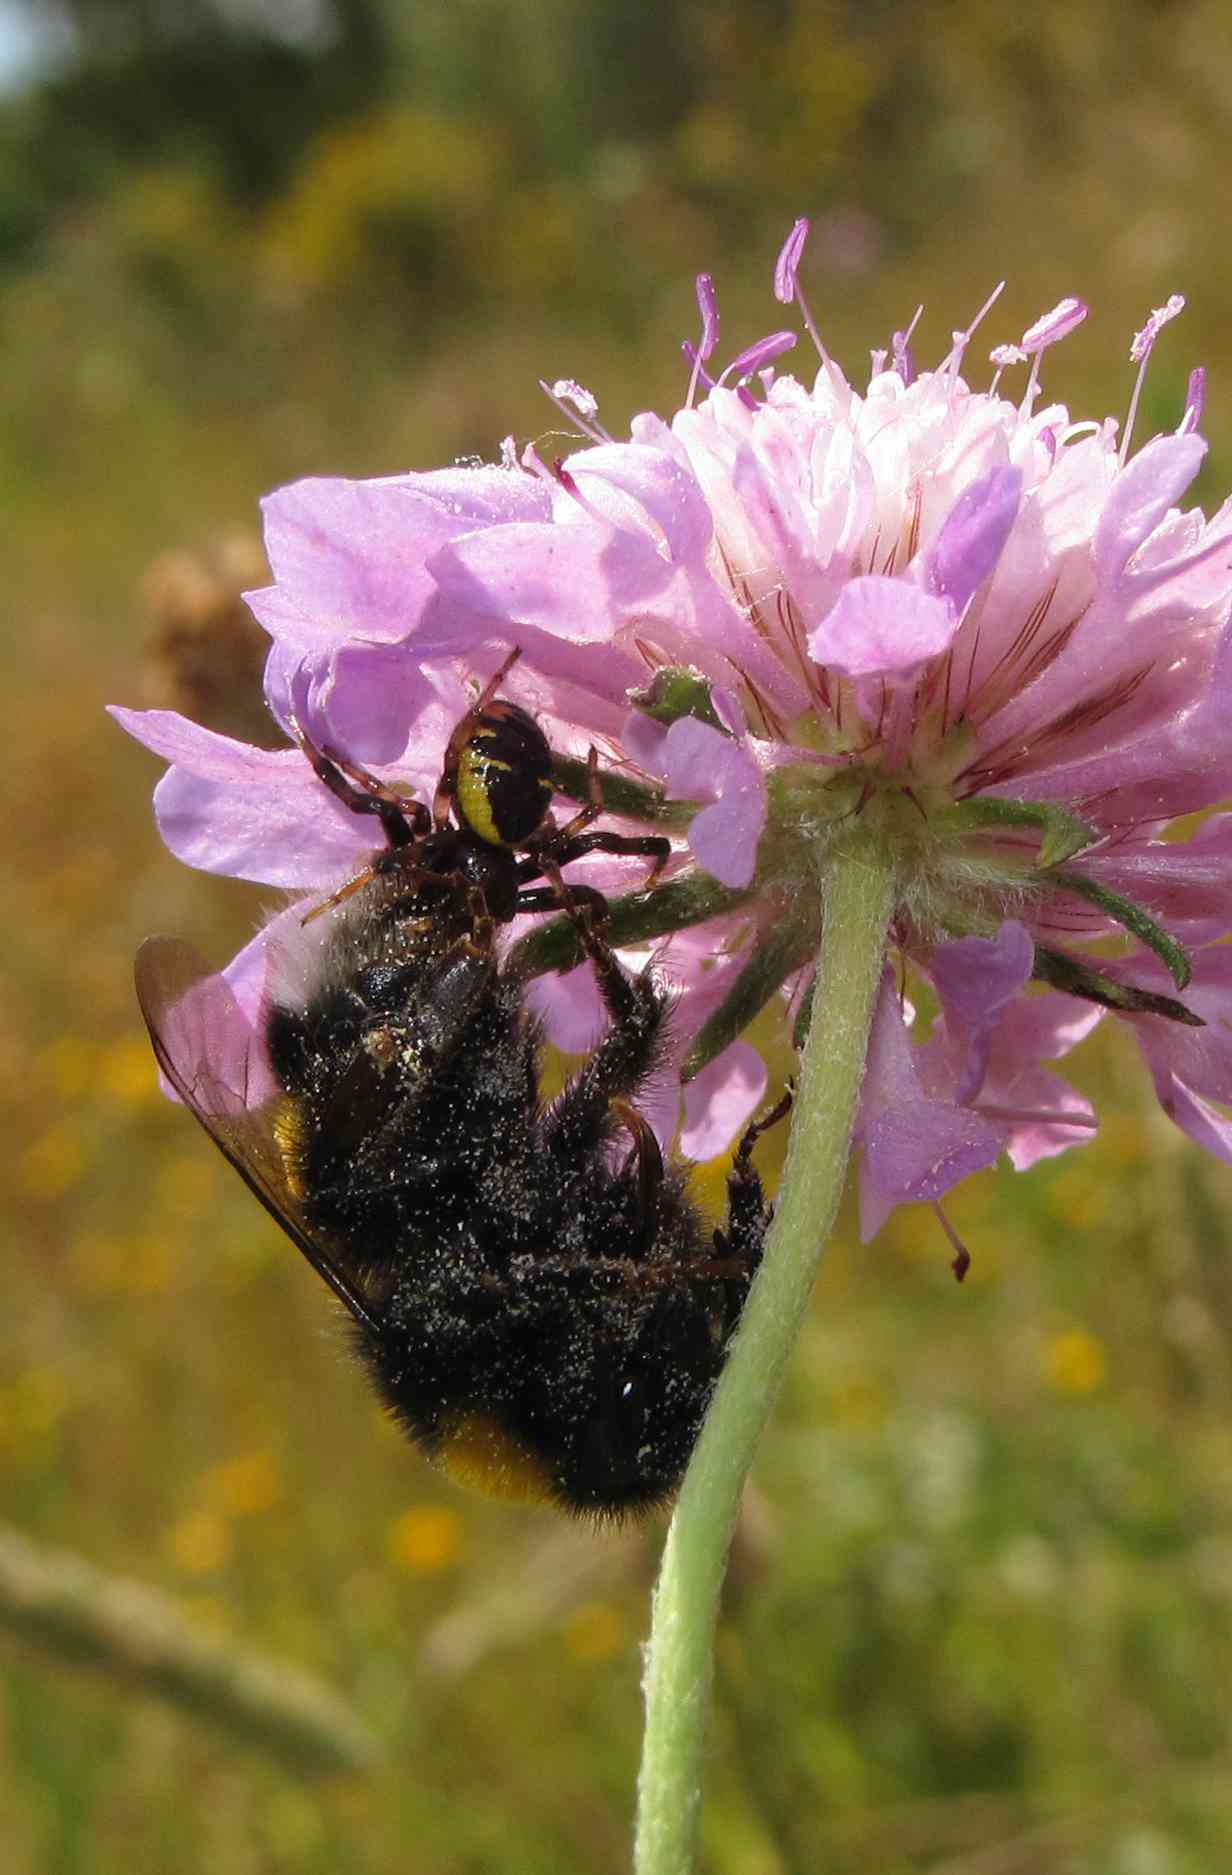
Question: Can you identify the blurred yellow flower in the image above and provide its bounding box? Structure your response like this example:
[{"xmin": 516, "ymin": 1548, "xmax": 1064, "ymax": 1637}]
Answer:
[
  {"xmin": 71, "ymin": 1231, "xmax": 175, "ymax": 1296},
  {"xmin": 562, "ymin": 1600, "xmax": 625, "ymax": 1664},
  {"xmin": 0, "ymin": 1364, "xmax": 73, "ymax": 1467},
  {"xmin": 153, "ymin": 1152, "xmax": 217, "ymax": 1221},
  {"xmin": 18, "ymin": 1120, "xmax": 88, "ymax": 1200},
  {"xmin": 167, "ymin": 1510, "xmax": 233, "ymax": 1575},
  {"xmin": 387, "ymin": 1505, "xmax": 464, "ymax": 1576},
  {"xmin": 828, "ymin": 1375, "xmax": 887, "ymax": 1429},
  {"xmin": 98, "ymin": 1034, "xmax": 161, "ymax": 1105},
  {"xmin": 36, "ymin": 1035, "xmax": 100, "ymax": 1100},
  {"xmin": 203, "ymin": 1451, "xmax": 282, "ymax": 1518},
  {"xmin": 1045, "ymin": 1328, "xmax": 1108, "ymax": 1395}
]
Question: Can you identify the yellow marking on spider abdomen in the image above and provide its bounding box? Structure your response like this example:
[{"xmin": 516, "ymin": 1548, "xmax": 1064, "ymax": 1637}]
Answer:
[
  {"xmin": 436, "ymin": 1410, "xmax": 555, "ymax": 1504},
  {"xmin": 456, "ymin": 744, "xmax": 511, "ymax": 847}
]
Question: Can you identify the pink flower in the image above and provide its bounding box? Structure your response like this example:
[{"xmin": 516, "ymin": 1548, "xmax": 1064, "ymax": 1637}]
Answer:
[{"xmin": 113, "ymin": 227, "xmax": 1232, "ymax": 1245}]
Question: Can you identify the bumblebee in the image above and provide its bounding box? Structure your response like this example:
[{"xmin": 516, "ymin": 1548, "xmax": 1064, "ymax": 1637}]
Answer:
[{"xmin": 136, "ymin": 663, "xmax": 787, "ymax": 1518}]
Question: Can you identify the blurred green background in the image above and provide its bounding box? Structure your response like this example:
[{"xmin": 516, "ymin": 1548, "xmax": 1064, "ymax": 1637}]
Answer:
[{"xmin": 5, "ymin": 2, "xmax": 1232, "ymax": 1871}]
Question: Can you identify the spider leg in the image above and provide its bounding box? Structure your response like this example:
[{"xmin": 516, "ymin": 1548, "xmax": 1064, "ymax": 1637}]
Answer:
[
  {"xmin": 538, "ymin": 826, "xmax": 672, "ymax": 881},
  {"xmin": 291, "ymin": 716, "xmax": 429, "ymax": 850}
]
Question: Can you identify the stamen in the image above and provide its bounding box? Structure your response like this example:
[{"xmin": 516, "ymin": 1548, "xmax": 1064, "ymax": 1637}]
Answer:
[
  {"xmin": 682, "ymin": 341, "xmax": 717, "ymax": 402},
  {"xmin": 772, "ymin": 215, "xmax": 831, "ymax": 367},
  {"xmin": 716, "ymin": 330, "xmax": 798, "ymax": 389},
  {"xmin": 773, "ymin": 219, "xmax": 809, "ymax": 303},
  {"xmin": 972, "ymin": 1104, "xmax": 1097, "ymax": 1132},
  {"xmin": 945, "ymin": 280, "xmax": 1005, "ymax": 383},
  {"xmin": 1121, "ymin": 292, "xmax": 1185, "ymax": 465},
  {"xmin": 988, "ymin": 342, "xmax": 1027, "ymax": 395},
  {"xmin": 931, "ymin": 1201, "xmax": 972, "ymax": 1283},
  {"xmin": 1020, "ymin": 295, "xmax": 1088, "ymax": 412},
  {"xmin": 696, "ymin": 273, "xmax": 721, "ymax": 359},
  {"xmin": 1178, "ymin": 364, "xmax": 1206, "ymax": 437},
  {"xmin": 892, "ymin": 304, "xmax": 923, "ymax": 385},
  {"xmin": 539, "ymin": 378, "xmax": 611, "ymax": 444},
  {"xmin": 686, "ymin": 273, "xmax": 721, "ymax": 409}
]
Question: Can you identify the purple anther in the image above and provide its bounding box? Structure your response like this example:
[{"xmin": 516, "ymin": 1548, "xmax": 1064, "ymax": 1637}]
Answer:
[
  {"xmin": 695, "ymin": 273, "xmax": 720, "ymax": 361},
  {"xmin": 722, "ymin": 329, "xmax": 798, "ymax": 382},
  {"xmin": 550, "ymin": 378, "xmax": 599, "ymax": 420},
  {"xmin": 1180, "ymin": 364, "xmax": 1207, "ymax": 436},
  {"xmin": 1131, "ymin": 293, "xmax": 1186, "ymax": 364},
  {"xmin": 1021, "ymin": 297, "xmax": 1088, "ymax": 355},
  {"xmin": 774, "ymin": 218, "xmax": 810, "ymax": 304}
]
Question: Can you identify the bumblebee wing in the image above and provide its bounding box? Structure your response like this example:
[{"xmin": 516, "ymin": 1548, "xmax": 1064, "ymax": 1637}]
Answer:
[{"xmin": 134, "ymin": 936, "xmax": 381, "ymax": 1336}]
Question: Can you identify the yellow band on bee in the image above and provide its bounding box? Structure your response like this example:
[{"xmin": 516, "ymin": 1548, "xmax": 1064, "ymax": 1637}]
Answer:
[
  {"xmin": 436, "ymin": 1410, "xmax": 556, "ymax": 1504},
  {"xmin": 273, "ymin": 1096, "xmax": 310, "ymax": 1200}
]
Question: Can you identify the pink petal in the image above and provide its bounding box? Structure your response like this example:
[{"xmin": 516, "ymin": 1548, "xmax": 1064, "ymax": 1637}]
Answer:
[
  {"xmin": 113, "ymin": 705, "xmax": 375, "ymax": 885},
  {"xmin": 929, "ymin": 922, "xmax": 1035, "ymax": 1031},
  {"xmin": 856, "ymin": 974, "xmax": 1005, "ymax": 1237},
  {"xmin": 152, "ymin": 765, "xmax": 367, "ymax": 885},
  {"xmin": 429, "ymin": 520, "xmax": 672, "ymax": 641},
  {"xmin": 1154, "ymin": 1073, "xmax": 1232, "ymax": 1163},
  {"xmin": 1092, "ymin": 433, "xmax": 1207, "ymax": 588},
  {"xmin": 662, "ymin": 718, "xmax": 767, "ymax": 888},
  {"xmin": 924, "ymin": 467, "xmax": 1023, "ymax": 616},
  {"xmin": 261, "ymin": 469, "xmax": 551, "ymax": 647},
  {"xmin": 1116, "ymin": 947, "xmax": 1232, "ymax": 1107},
  {"xmin": 808, "ymin": 576, "xmax": 958, "ymax": 677},
  {"xmin": 679, "ymin": 1043, "xmax": 768, "ymax": 1160},
  {"xmin": 525, "ymin": 962, "xmax": 606, "ymax": 1053}
]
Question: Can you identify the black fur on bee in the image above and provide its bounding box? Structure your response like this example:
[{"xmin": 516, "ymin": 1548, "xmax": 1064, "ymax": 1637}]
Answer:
[{"xmin": 136, "ymin": 657, "xmax": 789, "ymax": 1518}]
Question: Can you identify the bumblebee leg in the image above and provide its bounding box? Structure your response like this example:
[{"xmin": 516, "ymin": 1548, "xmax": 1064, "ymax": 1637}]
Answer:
[
  {"xmin": 713, "ymin": 1086, "xmax": 794, "ymax": 1310},
  {"xmin": 461, "ymin": 883, "xmax": 497, "ymax": 957},
  {"xmin": 537, "ymin": 905, "xmax": 667, "ymax": 1161},
  {"xmin": 610, "ymin": 1095, "xmax": 665, "ymax": 1223}
]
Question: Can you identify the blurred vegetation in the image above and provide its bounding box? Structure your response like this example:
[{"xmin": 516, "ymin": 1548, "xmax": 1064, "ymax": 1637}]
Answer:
[{"xmin": 4, "ymin": 2, "xmax": 1232, "ymax": 1871}]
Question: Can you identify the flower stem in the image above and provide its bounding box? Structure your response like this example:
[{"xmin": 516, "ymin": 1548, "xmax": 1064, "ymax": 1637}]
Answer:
[{"xmin": 633, "ymin": 842, "xmax": 896, "ymax": 1875}]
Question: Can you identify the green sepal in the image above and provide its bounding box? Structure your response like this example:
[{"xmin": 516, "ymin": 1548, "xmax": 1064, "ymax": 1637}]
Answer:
[
  {"xmin": 681, "ymin": 916, "xmax": 817, "ymax": 1082},
  {"xmin": 939, "ymin": 797, "xmax": 1097, "ymax": 866},
  {"xmin": 1032, "ymin": 945, "xmax": 1204, "ymax": 1025},
  {"xmin": 627, "ymin": 667, "xmax": 725, "ymax": 731},
  {"xmin": 549, "ymin": 755, "xmax": 696, "ymax": 830},
  {"xmin": 507, "ymin": 874, "xmax": 756, "ymax": 980},
  {"xmin": 1048, "ymin": 870, "xmax": 1192, "ymax": 990}
]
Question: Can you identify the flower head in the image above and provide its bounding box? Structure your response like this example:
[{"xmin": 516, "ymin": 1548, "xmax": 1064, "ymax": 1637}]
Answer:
[{"xmin": 114, "ymin": 227, "xmax": 1232, "ymax": 1249}]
